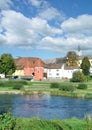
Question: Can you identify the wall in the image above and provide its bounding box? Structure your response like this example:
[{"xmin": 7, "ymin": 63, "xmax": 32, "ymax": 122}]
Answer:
[
  {"xmin": 13, "ymin": 70, "xmax": 24, "ymax": 76},
  {"xmin": 47, "ymin": 69, "xmax": 62, "ymax": 79}
]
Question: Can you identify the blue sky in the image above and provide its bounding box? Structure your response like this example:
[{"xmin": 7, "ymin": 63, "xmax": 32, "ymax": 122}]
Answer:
[{"xmin": 0, "ymin": 0, "xmax": 92, "ymax": 59}]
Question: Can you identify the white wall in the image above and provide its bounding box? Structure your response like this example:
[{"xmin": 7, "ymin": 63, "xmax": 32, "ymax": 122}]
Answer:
[
  {"xmin": 47, "ymin": 68, "xmax": 62, "ymax": 79},
  {"xmin": 61, "ymin": 69, "xmax": 80, "ymax": 79},
  {"xmin": 47, "ymin": 65, "xmax": 80, "ymax": 79}
]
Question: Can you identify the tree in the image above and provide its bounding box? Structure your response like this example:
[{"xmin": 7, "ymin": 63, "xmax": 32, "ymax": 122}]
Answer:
[
  {"xmin": 81, "ymin": 56, "xmax": 90, "ymax": 76},
  {"xmin": 66, "ymin": 51, "xmax": 79, "ymax": 66},
  {"xmin": 0, "ymin": 53, "xmax": 16, "ymax": 77},
  {"xmin": 71, "ymin": 71, "xmax": 86, "ymax": 82}
]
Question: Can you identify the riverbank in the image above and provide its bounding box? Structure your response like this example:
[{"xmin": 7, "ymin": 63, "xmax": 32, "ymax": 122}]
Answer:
[
  {"xmin": 0, "ymin": 113, "xmax": 92, "ymax": 130},
  {"xmin": 0, "ymin": 80, "xmax": 92, "ymax": 99}
]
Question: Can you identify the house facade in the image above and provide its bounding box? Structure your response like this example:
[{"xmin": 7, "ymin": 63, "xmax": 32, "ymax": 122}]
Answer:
[
  {"xmin": 45, "ymin": 63, "xmax": 80, "ymax": 79},
  {"xmin": 13, "ymin": 57, "xmax": 44, "ymax": 80},
  {"xmin": 61, "ymin": 65, "xmax": 80, "ymax": 79},
  {"xmin": 46, "ymin": 64, "xmax": 62, "ymax": 79},
  {"xmin": 12, "ymin": 55, "xmax": 92, "ymax": 81}
]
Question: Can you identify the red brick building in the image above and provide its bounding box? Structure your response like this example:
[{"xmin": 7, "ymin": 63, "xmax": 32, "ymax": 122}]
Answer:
[{"xmin": 14, "ymin": 57, "xmax": 44, "ymax": 80}]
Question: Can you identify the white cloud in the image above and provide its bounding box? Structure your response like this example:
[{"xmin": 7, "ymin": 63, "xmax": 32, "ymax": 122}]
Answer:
[
  {"xmin": 31, "ymin": 17, "xmax": 62, "ymax": 35},
  {"xmin": 61, "ymin": 14, "xmax": 92, "ymax": 34},
  {"xmin": 0, "ymin": 10, "xmax": 62, "ymax": 48},
  {"xmin": 0, "ymin": 0, "xmax": 13, "ymax": 10},
  {"xmin": 1, "ymin": 10, "xmax": 39, "ymax": 47},
  {"xmin": 38, "ymin": 7, "xmax": 65, "ymax": 21},
  {"xmin": 28, "ymin": 0, "xmax": 42, "ymax": 7},
  {"xmin": 28, "ymin": 0, "xmax": 65, "ymax": 21},
  {"xmin": 0, "ymin": 35, "xmax": 7, "ymax": 46},
  {"xmin": 1, "ymin": 0, "xmax": 92, "ymax": 56}
]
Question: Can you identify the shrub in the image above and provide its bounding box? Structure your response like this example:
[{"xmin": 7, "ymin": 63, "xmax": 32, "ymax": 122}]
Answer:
[
  {"xmin": 59, "ymin": 84, "xmax": 75, "ymax": 92},
  {"xmin": 77, "ymin": 84, "xmax": 87, "ymax": 90},
  {"xmin": 13, "ymin": 83, "xmax": 23, "ymax": 90},
  {"xmin": 50, "ymin": 83, "xmax": 60, "ymax": 88},
  {"xmin": 85, "ymin": 93, "xmax": 92, "ymax": 99},
  {"xmin": 16, "ymin": 80, "xmax": 28, "ymax": 85},
  {"xmin": 0, "ymin": 113, "xmax": 15, "ymax": 129},
  {"xmin": 0, "ymin": 80, "xmax": 28, "ymax": 89},
  {"xmin": 71, "ymin": 71, "xmax": 86, "ymax": 82}
]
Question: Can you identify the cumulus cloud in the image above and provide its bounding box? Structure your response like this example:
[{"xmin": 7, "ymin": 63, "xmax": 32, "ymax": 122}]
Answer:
[
  {"xmin": 53, "ymin": 14, "xmax": 92, "ymax": 54},
  {"xmin": 38, "ymin": 7, "xmax": 65, "ymax": 21},
  {"xmin": 0, "ymin": 10, "xmax": 62, "ymax": 48},
  {"xmin": 28, "ymin": 0, "xmax": 65, "ymax": 21},
  {"xmin": 28, "ymin": 0, "xmax": 42, "ymax": 7},
  {"xmin": 61, "ymin": 14, "xmax": 92, "ymax": 34},
  {"xmin": 0, "ymin": 0, "xmax": 13, "ymax": 10},
  {"xmin": 31, "ymin": 17, "xmax": 62, "ymax": 35},
  {"xmin": 0, "ymin": 0, "xmax": 92, "ymax": 56}
]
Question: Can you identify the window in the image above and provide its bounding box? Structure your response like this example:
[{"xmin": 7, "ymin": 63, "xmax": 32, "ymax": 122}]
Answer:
[
  {"xmin": 49, "ymin": 69, "xmax": 51, "ymax": 72},
  {"xmin": 49, "ymin": 73, "xmax": 52, "ymax": 76},
  {"xmin": 56, "ymin": 69, "xmax": 59, "ymax": 71},
  {"xmin": 56, "ymin": 73, "xmax": 59, "ymax": 76}
]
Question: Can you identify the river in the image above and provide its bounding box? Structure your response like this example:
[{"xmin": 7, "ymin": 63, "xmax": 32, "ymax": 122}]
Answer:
[{"xmin": 0, "ymin": 94, "xmax": 92, "ymax": 119}]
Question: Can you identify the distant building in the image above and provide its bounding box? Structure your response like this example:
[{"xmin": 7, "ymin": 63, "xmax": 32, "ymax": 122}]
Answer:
[
  {"xmin": 76, "ymin": 45, "xmax": 82, "ymax": 57},
  {"xmin": 13, "ymin": 57, "xmax": 44, "ymax": 80},
  {"xmin": 45, "ymin": 63, "xmax": 62, "ymax": 79},
  {"xmin": 45, "ymin": 63, "xmax": 80, "ymax": 79}
]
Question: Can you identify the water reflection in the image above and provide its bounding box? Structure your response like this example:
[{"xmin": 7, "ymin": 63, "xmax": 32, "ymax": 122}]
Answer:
[{"xmin": 0, "ymin": 94, "xmax": 92, "ymax": 119}]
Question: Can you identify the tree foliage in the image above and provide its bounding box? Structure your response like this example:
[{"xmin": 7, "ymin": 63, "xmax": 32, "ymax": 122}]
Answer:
[
  {"xmin": 66, "ymin": 51, "xmax": 79, "ymax": 66},
  {"xmin": 71, "ymin": 71, "xmax": 86, "ymax": 82},
  {"xmin": 0, "ymin": 53, "xmax": 16, "ymax": 77},
  {"xmin": 81, "ymin": 57, "xmax": 90, "ymax": 75}
]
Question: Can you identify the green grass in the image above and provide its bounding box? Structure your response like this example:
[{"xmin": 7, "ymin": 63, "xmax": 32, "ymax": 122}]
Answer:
[
  {"xmin": 0, "ymin": 80, "xmax": 92, "ymax": 98},
  {"xmin": 0, "ymin": 113, "xmax": 92, "ymax": 130}
]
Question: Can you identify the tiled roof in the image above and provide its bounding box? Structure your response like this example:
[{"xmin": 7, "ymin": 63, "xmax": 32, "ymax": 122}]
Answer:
[
  {"xmin": 44, "ymin": 63, "xmax": 62, "ymax": 69},
  {"xmin": 64, "ymin": 66, "xmax": 80, "ymax": 70},
  {"xmin": 14, "ymin": 57, "xmax": 44, "ymax": 69}
]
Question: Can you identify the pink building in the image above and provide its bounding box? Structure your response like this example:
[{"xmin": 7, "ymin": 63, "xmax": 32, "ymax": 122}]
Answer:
[{"xmin": 15, "ymin": 57, "xmax": 44, "ymax": 80}]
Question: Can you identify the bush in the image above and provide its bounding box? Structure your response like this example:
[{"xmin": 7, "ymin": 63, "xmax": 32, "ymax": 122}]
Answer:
[
  {"xmin": 50, "ymin": 83, "xmax": 60, "ymax": 88},
  {"xmin": 71, "ymin": 71, "xmax": 86, "ymax": 82},
  {"xmin": 59, "ymin": 84, "xmax": 75, "ymax": 92},
  {"xmin": 13, "ymin": 83, "xmax": 23, "ymax": 90},
  {"xmin": 77, "ymin": 84, "xmax": 87, "ymax": 90},
  {"xmin": 0, "ymin": 113, "xmax": 15, "ymax": 129},
  {"xmin": 0, "ymin": 80, "xmax": 28, "ymax": 89}
]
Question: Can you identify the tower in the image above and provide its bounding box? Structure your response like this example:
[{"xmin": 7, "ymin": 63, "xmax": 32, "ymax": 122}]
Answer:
[{"xmin": 76, "ymin": 45, "xmax": 82, "ymax": 57}]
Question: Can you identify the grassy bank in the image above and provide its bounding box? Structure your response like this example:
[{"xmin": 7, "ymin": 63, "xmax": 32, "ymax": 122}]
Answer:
[
  {"xmin": 0, "ymin": 80, "xmax": 92, "ymax": 98},
  {"xmin": 0, "ymin": 113, "xmax": 92, "ymax": 130}
]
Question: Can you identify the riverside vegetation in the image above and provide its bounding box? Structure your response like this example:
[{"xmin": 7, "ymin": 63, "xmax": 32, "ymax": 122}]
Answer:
[
  {"xmin": 0, "ymin": 79, "xmax": 92, "ymax": 98},
  {"xmin": 0, "ymin": 80, "xmax": 92, "ymax": 129},
  {"xmin": 0, "ymin": 112, "xmax": 92, "ymax": 130}
]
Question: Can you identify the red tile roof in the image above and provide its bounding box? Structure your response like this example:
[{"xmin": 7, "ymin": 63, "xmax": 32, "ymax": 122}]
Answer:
[{"xmin": 14, "ymin": 57, "xmax": 44, "ymax": 69}]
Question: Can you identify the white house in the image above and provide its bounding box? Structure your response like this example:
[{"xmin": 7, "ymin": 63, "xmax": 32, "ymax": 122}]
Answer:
[
  {"xmin": 45, "ymin": 63, "xmax": 80, "ymax": 79},
  {"xmin": 46, "ymin": 64, "xmax": 62, "ymax": 79},
  {"xmin": 61, "ymin": 65, "xmax": 80, "ymax": 79}
]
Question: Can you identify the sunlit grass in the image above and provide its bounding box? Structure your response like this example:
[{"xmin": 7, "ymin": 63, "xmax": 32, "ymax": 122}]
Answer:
[
  {"xmin": 0, "ymin": 79, "xmax": 92, "ymax": 98},
  {"xmin": 0, "ymin": 113, "xmax": 92, "ymax": 130}
]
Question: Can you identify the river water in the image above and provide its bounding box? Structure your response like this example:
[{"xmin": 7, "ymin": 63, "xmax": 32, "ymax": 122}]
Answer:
[{"xmin": 0, "ymin": 94, "xmax": 92, "ymax": 119}]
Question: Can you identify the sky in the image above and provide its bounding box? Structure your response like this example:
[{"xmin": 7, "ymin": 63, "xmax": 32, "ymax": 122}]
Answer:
[{"xmin": 0, "ymin": 0, "xmax": 92, "ymax": 59}]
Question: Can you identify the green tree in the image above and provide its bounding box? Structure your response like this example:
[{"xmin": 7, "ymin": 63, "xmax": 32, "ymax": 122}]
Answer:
[
  {"xmin": 81, "ymin": 57, "xmax": 90, "ymax": 75},
  {"xmin": 71, "ymin": 71, "xmax": 86, "ymax": 82},
  {"xmin": 0, "ymin": 53, "xmax": 16, "ymax": 77},
  {"xmin": 66, "ymin": 51, "xmax": 78, "ymax": 66}
]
